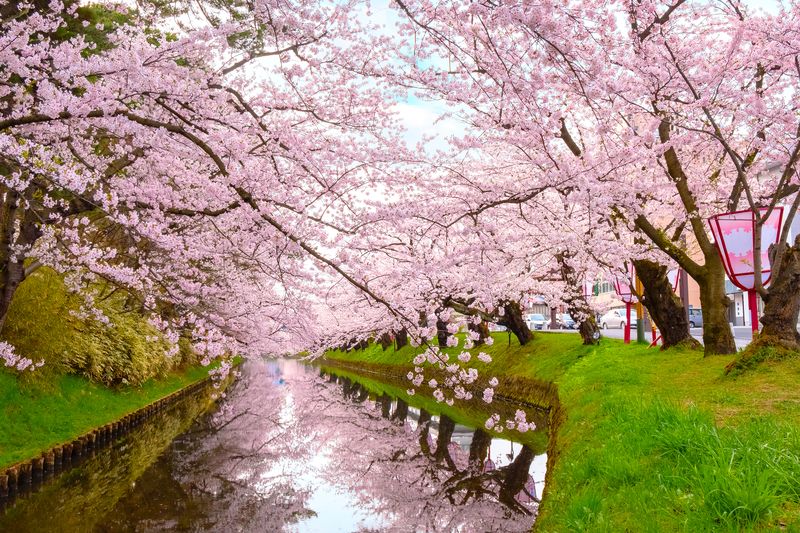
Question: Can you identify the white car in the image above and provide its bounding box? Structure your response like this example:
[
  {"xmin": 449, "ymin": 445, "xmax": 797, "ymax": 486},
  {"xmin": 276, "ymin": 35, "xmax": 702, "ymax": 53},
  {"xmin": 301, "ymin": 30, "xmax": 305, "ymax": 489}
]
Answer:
[
  {"xmin": 599, "ymin": 308, "xmax": 628, "ymax": 329},
  {"xmin": 527, "ymin": 313, "xmax": 548, "ymax": 330}
]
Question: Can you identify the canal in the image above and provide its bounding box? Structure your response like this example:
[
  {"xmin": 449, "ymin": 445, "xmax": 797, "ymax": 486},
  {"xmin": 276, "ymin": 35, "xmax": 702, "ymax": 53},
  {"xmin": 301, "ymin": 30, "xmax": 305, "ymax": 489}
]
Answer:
[{"xmin": 1, "ymin": 359, "xmax": 548, "ymax": 532}]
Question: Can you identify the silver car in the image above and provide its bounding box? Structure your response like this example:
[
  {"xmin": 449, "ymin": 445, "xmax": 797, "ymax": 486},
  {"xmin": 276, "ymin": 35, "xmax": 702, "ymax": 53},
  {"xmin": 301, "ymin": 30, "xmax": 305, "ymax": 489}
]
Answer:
[
  {"xmin": 599, "ymin": 308, "xmax": 628, "ymax": 329},
  {"xmin": 688, "ymin": 308, "xmax": 703, "ymax": 328},
  {"xmin": 527, "ymin": 313, "xmax": 548, "ymax": 330}
]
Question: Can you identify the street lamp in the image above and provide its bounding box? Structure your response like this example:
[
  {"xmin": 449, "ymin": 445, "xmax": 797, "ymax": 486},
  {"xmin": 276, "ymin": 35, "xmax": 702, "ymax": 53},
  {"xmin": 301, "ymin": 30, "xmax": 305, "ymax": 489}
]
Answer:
[
  {"xmin": 707, "ymin": 207, "xmax": 784, "ymax": 333},
  {"xmin": 614, "ymin": 265, "xmax": 637, "ymax": 344}
]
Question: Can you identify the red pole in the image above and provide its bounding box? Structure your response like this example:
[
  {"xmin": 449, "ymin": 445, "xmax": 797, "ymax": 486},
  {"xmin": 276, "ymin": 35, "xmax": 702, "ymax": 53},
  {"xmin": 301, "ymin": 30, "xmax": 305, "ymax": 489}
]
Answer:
[
  {"xmin": 624, "ymin": 302, "xmax": 631, "ymax": 344},
  {"xmin": 748, "ymin": 290, "xmax": 759, "ymax": 334}
]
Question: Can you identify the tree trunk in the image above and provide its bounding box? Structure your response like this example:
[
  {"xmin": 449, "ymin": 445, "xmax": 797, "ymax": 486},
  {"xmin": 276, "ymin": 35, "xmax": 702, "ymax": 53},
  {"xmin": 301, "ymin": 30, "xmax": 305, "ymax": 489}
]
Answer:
[
  {"xmin": 576, "ymin": 317, "xmax": 600, "ymax": 346},
  {"xmin": 0, "ymin": 189, "xmax": 38, "ymax": 332},
  {"xmin": 392, "ymin": 398, "xmax": 409, "ymax": 422},
  {"xmin": 379, "ymin": 393, "xmax": 392, "ymax": 419},
  {"xmin": 758, "ymin": 237, "xmax": 800, "ymax": 349},
  {"xmin": 633, "ymin": 259, "xmax": 701, "ymax": 350},
  {"xmin": 502, "ymin": 445, "xmax": 535, "ymax": 496},
  {"xmin": 379, "ymin": 332, "xmax": 393, "ymax": 350},
  {"xmin": 341, "ymin": 377, "xmax": 353, "ymax": 397},
  {"xmin": 354, "ymin": 384, "xmax": 369, "ymax": 403},
  {"xmin": 468, "ymin": 320, "xmax": 490, "ymax": 346},
  {"xmin": 436, "ymin": 316, "xmax": 449, "ymax": 348},
  {"xmin": 394, "ymin": 328, "xmax": 408, "ymax": 349},
  {"xmin": 418, "ymin": 409, "xmax": 432, "ymax": 455},
  {"xmin": 697, "ymin": 256, "xmax": 737, "ymax": 355},
  {"xmin": 468, "ymin": 429, "xmax": 492, "ymax": 469},
  {"xmin": 434, "ymin": 414, "xmax": 456, "ymax": 468},
  {"xmin": 499, "ymin": 445, "xmax": 536, "ymax": 513},
  {"xmin": 498, "ymin": 300, "xmax": 532, "ymax": 345},
  {"xmin": 555, "ymin": 252, "xmax": 600, "ymax": 345},
  {"xmin": 0, "ymin": 260, "xmax": 24, "ymax": 334}
]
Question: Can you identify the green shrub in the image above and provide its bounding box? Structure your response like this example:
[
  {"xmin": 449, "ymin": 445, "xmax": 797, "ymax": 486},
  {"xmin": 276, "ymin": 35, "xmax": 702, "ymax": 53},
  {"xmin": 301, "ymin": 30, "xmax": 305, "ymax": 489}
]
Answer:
[{"xmin": 2, "ymin": 267, "xmax": 186, "ymax": 386}]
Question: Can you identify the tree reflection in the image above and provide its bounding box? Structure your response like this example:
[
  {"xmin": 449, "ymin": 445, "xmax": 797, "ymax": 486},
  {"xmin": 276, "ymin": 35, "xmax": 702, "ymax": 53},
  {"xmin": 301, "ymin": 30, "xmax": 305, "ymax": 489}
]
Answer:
[
  {"xmin": 392, "ymin": 398, "xmax": 409, "ymax": 423},
  {"xmin": 318, "ymin": 369, "xmax": 542, "ymax": 532},
  {"xmin": 64, "ymin": 360, "xmax": 542, "ymax": 533}
]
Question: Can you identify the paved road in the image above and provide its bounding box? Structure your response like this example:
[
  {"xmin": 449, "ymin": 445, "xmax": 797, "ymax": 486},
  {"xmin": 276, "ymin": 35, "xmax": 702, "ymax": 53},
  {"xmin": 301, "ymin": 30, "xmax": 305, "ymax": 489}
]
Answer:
[{"xmin": 544, "ymin": 325, "xmax": 754, "ymax": 349}]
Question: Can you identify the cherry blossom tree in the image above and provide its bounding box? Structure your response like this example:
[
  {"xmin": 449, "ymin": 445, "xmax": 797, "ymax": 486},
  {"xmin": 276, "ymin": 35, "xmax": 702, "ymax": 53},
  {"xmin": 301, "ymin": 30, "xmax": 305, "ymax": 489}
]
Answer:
[
  {"xmin": 0, "ymin": 0, "xmax": 408, "ymax": 368},
  {"xmin": 388, "ymin": 0, "xmax": 800, "ymax": 355}
]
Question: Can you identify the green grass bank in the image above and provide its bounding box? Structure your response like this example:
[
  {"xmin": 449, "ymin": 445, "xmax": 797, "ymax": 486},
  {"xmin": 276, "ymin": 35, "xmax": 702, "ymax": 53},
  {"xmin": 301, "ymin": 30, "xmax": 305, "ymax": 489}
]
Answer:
[
  {"xmin": 0, "ymin": 363, "xmax": 215, "ymax": 470},
  {"xmin": 325, "ymin": 332, "xmax": 800, "ymax": 532}
]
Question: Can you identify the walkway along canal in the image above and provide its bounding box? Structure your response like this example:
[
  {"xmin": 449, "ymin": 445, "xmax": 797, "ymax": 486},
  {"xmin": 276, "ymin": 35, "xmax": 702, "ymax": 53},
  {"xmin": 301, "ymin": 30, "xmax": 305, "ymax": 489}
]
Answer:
[{"xmin": 0, "ymin": 359, "xmax": 548, "ymax": 532}]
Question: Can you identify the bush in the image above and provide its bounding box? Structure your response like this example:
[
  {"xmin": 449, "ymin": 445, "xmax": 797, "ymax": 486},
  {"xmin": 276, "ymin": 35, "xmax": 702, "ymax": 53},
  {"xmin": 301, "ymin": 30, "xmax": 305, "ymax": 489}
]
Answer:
[{"xmin": 2, "ymin": 267, "xmax": 189, "ymax": 386}]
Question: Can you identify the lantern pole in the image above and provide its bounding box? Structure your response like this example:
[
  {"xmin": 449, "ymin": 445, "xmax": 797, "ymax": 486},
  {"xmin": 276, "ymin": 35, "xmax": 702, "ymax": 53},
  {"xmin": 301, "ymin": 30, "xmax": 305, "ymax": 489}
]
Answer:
[
  {"xmin": 624, "ymin": 302, "xmax": 632, "ymax": 344},
  {"xmin": 748, "ymin": 290, "xmax": 759, "ymax": 334}
]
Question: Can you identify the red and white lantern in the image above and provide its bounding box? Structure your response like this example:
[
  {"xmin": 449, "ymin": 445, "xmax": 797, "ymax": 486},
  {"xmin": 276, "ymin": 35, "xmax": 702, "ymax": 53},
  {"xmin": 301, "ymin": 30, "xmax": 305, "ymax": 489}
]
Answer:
[{"xmin": 708, "ymin": 207, "xmax": 784, "ymax": 333}]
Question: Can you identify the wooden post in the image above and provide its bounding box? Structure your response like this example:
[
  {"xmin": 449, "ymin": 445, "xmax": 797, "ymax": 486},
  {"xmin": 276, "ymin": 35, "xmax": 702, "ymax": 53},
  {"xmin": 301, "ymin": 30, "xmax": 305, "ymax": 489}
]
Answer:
[
  {"xmin": 18, "ymin": 463, "xmax": 31, "ymax": 486},
  {"xmin": 44, "ymin": 452, "xmax": 55, "ymax": 474},
  {"xmin": 679, "ymin": 268, "xmax": 690, "ymax": 323},
  {"xmin": 6, "ymin": 467, "xmax": 17, "ymax": 494},
  {"xmin": 63, "ymin": 443, "xmax": 73, "ymax": 464},
  {"xmin": 31, "ymin": 457, "xmax": 43, "ymax": 480},
  {"xmin": 73, "ymin": 438, "xmax": 83, "ymax": 458}
]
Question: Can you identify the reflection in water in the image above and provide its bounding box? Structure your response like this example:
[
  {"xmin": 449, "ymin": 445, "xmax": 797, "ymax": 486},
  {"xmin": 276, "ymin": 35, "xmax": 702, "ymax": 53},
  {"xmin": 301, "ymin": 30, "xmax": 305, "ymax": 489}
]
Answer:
[
  {"xmin": 323, "ymin": 371, "xmax": 544, "ymax": 531},
  {"xmin": 0, "ymin": 386, "xmax": 217, "ymax": 533},
  {"xmin": 1, "ymin": 360, "xmax": 546, "ymax": 532}
]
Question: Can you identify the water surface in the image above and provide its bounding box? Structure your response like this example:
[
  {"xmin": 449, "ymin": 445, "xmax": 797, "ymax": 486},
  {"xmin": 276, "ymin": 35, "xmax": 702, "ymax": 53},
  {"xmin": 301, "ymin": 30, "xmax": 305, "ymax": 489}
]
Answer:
[{"xmin": 1, "ymin": 359, "xmax": 547, "ymax": 532}]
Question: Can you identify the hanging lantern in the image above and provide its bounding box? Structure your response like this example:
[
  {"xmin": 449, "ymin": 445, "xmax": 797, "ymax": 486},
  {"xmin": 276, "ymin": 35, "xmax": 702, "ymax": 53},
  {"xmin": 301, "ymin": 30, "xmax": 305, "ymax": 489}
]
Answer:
[
  {"xmin": 707, "ymin": 207, "xmax": 784, "ymax": 333},
  {"xmin": 613, "ymin": 264, "xmax": 637, "ymax": 343}
]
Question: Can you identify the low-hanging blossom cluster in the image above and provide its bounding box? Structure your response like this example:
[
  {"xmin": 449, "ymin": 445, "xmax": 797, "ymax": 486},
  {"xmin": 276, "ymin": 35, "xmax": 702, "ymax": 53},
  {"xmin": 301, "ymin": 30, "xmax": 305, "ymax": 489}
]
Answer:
[
  {"xmin": 0, "ymin": 342, "xmax": 43, "ymax": 373},
  {"xmin": 403, "ymin": 341, "xmax": 530, "ymax": 429}
]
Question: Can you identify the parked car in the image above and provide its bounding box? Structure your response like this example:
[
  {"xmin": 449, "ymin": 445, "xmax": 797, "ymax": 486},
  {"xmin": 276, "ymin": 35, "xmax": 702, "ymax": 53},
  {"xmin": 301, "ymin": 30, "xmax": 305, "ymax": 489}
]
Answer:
[
  {"xmin": 527, "ymin": 313, "xmax": 548, "ymax": 330},
  {"xmin": 688, "ymin": 308, "xmax": 703, "ymax": 328},
  {"xmin": 557, "ymin": 313, "xmax": 577, "ymax": 329},
  {"xmin": 599, "ymin": 308, "xmax": 628, "ymax": 329}
]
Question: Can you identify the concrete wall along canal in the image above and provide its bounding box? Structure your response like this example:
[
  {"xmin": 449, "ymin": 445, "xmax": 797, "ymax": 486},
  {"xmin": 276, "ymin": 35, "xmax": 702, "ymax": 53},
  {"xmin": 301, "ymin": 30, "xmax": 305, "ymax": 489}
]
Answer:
[{"xmin": 0, "ymin": 377, "xmax": 214, "ymax": 505}]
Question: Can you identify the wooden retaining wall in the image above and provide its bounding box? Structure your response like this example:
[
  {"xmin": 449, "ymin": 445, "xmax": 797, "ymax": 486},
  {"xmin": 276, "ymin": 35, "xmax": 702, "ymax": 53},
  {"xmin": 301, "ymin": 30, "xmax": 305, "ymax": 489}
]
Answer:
[{"xmin": 0, "ymin": 377, "xmax": 214, "ymax": 504}]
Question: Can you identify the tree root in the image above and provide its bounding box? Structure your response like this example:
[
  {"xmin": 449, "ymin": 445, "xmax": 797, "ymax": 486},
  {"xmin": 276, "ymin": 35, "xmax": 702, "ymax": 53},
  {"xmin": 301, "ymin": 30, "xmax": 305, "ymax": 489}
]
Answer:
[{"xmin": 725, "ymin": 335, "xmax": 800, "ymax": 375}]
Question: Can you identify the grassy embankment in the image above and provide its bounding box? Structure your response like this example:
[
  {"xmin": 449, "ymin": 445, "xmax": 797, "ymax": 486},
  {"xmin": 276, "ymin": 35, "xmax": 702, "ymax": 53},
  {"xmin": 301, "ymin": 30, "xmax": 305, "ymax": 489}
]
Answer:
[
  {"xmin": 0, "ymin": 267, "xmax": 220, "ymax": 470},
  {"xmin": 0, "ymin": 364, "xmax": 212, "ymax": 469},
  {"xmin": 325, "ymin": 332, "xmax": 800, "ymax": 532}
]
